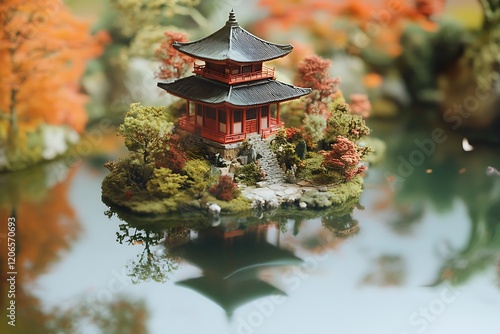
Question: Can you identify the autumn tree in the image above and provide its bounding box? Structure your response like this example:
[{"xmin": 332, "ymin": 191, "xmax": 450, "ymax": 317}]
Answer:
[
  {"xmin": 295, "ymin": 55, "xmax": 341, "ymax": 116},
  {"xmin": 322, "ymin": 135, "xmax": 366, "ymax": 182},
  {"xmin": 156, "ymin": 31, "xmax": 194, "ymax": 80},
  {"xmin": 0, "ymin": 0, "xmax": 108, "ymax": 134}
]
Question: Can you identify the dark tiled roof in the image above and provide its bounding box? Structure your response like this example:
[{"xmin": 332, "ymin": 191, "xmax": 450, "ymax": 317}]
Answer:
[
  {"xmin": 157, "ymin": 76, "xmax": 311, "ymax": 106},
  {"xmin": 173, "ymin": 10, "xmax": 293, "ymax": 63}
]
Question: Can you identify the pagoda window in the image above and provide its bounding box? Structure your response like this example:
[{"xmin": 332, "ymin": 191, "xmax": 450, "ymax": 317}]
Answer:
[
  {"xmin": 218, "ymin": 110, "xmax": 226, "ymax": 133},
  {"xmin": 270, "ymin": 104, "xmax": 277, "ymax": 119},
  {"xmin": 242, "ymin": 65, "xmax": 252, "ymax": 73},
  {"xmin": 233, "ymin": 110, "xmax": 242, "ymax": 133},
  {"xmin": 196, "ymin": 104, "xmax": 203, "ymax": 125},
  {"xmin": 189, "ymin": 101, "xmax": 195, "ymax": 117},
  {"xmin": 206, "ymin": 107, "xmax": 216, "ymax": 120},
  {"xmin": 246, "ymin": 108, "xmax": 257, "ymax": 120},
  {"xmin": 254, "ymin": 63, "xmax": 262, "ymax": 71},
  {"xmin": 261, "ymin": 106, "xmax": 269, "ymax": 129},
  {"xmin": 206, "ymin": 62, "xmax": 225, "ymax": 74}
]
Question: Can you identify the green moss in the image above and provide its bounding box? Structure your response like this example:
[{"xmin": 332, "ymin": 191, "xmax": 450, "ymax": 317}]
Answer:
[{"xmin": 300, "ymin": 176, "xmax": 363, "ymax": 209}]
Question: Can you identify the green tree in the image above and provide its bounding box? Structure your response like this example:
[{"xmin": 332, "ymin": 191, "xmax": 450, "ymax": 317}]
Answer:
[
  {"xmin": 324, "ymin": 103, "xmax": 370, "ymax": 145},
  {"xmin": 118, "ymin": 103, "xmax": 174, "ymax": 164},
  {"xmin": 302, "ymin": 111, "xmax": 327, "ymax": 143}
]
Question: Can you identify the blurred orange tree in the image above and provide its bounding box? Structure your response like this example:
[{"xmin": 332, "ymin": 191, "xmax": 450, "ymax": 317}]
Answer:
[{"xmin": 0, "ymin": 0, "xmax": 109, "ymax": 134}]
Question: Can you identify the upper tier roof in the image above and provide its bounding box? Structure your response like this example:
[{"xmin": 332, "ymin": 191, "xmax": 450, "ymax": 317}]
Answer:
[
  {"xmin": 157, "ymin": 76, "xmax": 311, "ymax": 106},
  {"xmin": 173, "ymin": 10, "xmax": 293, "ymax": 63}
]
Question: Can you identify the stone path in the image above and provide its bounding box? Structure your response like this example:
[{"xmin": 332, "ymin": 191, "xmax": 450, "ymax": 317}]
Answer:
[{"xmin": 248, "ymin": 135, "xmax": 284, "ymax": 185}]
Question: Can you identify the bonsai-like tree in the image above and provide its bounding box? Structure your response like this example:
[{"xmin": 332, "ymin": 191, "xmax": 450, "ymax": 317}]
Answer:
[
  {"xmin": 118, "ymin": 103, "xmax": 174, "ymax": 165},
  {"xmin": 322, "ymin": 136, "xmax": 366, "ymax": 182},
  {"xmin": 156, "ymin": 31, "xmax": 194, "ymax": 79},
  {"xmin": 294, "ymin": 55, "xmax": 341, "ymax": 116}
]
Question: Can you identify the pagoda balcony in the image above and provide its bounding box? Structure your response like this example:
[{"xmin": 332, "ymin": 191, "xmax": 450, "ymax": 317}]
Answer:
[
  {"xmin": 178, "ymin": 117, "xmax": 246, "ymax": 144},
  {"xmin": 193, "ymin": 64, "xmax": 275, "ymax": 84},
  {"xmin": 178, "ymin": 116, "xmax": 284, "ymax": 144}
]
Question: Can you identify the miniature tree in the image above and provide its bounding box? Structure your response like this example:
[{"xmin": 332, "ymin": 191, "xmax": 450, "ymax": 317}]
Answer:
[
  {"xmin": 0, "ymin": 0, "xmax": 108, "ymax": 134},
  {"xmin": 294, "ymin": 55, "xmax": 341, "ymax": 115},
  {"xmin": 349, "ymin": 94, "xmax": 371, "ymax": 118},
  {"xmin": 154, "ymin": 134, "xmax": 188, "ymax": 173},
  {"xmin": 118, "ymin": 103, "xmax": 174, "ymax": 165},
  {"xmin": 302, "ymin": 110, "xmax": 327, "ymax": 144},
  {"xmin": 322, "ymin": 136, "xmax": 366, "ymax": 182},
  {"xmin": 324, "ymin": 103, "xmax": 370, "ymax": 146},
  {"xmin": 183, "ymin": 159, "xmax": 212, "ymax": 198},
  {"xmin": 156, "ymin": 31, "xmax": 195, "ymax": 79}
]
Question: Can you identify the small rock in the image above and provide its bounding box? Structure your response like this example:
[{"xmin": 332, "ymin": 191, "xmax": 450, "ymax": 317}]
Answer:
[
  {"xmin": 296, "ymin": 180, "xmax": 312, "ymax": 187},
  {"xmin": 299, "ymin": 202, "xmax": 307, "ymax": 210},
  {"xmin": 256, "ymin": 181, "xmax": 268, "ymax": 188},
  {"xmin": 318, "ymin": 186, "xmax": 328, "ymax": 192},
  {"xmin": 266, "ymin": 199, "xmax": 279, "ymax": 209},
  {"xmin": 207, "ymin": 203, "xmax": 221, "ymax": 217},
  {"xmin": 229, "ymin": 162, "xmax": 241, "ymax": 173}
]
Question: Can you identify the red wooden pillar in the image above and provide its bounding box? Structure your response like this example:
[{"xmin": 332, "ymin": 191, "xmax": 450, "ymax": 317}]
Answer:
[
  {"xmin": 225, "ymin": 107, "xmax": 230, "ymax": 135},
  {"xmin": 257, "ymin": 107, "xmax": 261, "ymax": 134},
  {"xmin": 267, "ymin": 105, "xmax": 270, "ymax": 126},
  {"xmin": 276, "ymin": 103, "xmax": 280, "ymax": 124},
  {"xmin": 242, "ymin": 109, "xmax": 246, "ymax": 134}
]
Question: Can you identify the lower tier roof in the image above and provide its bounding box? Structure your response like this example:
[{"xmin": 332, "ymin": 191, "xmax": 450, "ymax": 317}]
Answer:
[{"xmin": 157, "ymin": 76, "xmax": 311, "ymax": 107}]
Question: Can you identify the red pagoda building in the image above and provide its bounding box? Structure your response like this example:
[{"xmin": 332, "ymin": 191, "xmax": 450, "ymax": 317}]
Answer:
[{"xmin": 158, "ymin": 10, "xmax": 311, "ymax": 146}]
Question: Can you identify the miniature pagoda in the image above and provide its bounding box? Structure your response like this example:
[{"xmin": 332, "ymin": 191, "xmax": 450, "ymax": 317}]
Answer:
[{"xmin": 158, "ymin": 10, "xmax": 311, "ymax": 146}]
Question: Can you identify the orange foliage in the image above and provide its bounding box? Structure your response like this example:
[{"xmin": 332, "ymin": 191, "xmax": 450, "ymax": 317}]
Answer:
[
  {"xmin": 0, "ymin": 166, "xmax": 80, "ymax": 283},
  {"xmin": 254, "ymin": 0, "xmax": 441, "ymax": 68},
  {"xmin": 156, "ymin": 31, "xmax": 194, "ymax": 80},
  {"xmin": 0, "ymin": 0, "xmax": 109, "ymax": 133}
]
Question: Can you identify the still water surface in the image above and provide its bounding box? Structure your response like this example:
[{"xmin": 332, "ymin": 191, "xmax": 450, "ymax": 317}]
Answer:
[{"xmin": 2, "ymin": 118, "xmax": 499, "ymax": 334}]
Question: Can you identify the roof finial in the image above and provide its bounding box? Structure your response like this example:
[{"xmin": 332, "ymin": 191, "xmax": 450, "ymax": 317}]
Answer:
[{"xmin": 226, "ymin": 9, "xmax": 238, "ymax": 26}]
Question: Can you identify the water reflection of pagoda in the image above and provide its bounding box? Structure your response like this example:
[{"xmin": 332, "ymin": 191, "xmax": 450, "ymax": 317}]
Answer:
[
  {"xmin": 158, "ymin": 10, "xmax": 310, "ymax": 146},
  {"xmin": 174, "ymin": 222, "xmax": 302, "ymax": 316}
]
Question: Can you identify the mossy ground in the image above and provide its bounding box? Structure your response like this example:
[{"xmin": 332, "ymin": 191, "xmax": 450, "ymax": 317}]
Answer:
[{"xmin": 101, "ymin": 171, "xmax": 253, "ymax": 215}]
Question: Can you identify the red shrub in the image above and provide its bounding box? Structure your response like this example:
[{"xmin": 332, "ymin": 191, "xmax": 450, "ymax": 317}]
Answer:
[
  {"xmin": 286, "ymin": 127, "xmax": 303, "ymax": 143},
  {"xmin": 209, "ymin": 176, "xmax": 239, "ymax": 201},
  {"xmin": 322, "ymin": 136, "xmax": 366, "ymax": 181},
  {"xmin": 154, "ymin": 134, "xmax": 188, "ymax": 173}
]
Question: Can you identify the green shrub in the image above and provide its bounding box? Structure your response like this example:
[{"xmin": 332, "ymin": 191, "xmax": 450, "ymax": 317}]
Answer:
[
  {"xmin": 146, "ymin": 168, "xmax": 188, "ymax": 198},
  {"xmin": 183, "ymin": 159, "xmax": 213, "ymax": 197},
  {"xmin": 235, "ymin": 162, "xmax": 263, "ymax": 186}
]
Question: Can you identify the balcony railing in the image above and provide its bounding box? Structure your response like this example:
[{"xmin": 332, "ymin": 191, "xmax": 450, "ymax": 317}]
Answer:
[
  {"xmin": 261, "ymin": 121, "xmax": 284, "ymax": 138},
  {"xmin": 193, "ymin": 64, "xmax": 275, "ymax": 84},
  {"xmin": 178, "ymin": 116, "xmax": 282, "ymax": 143}
]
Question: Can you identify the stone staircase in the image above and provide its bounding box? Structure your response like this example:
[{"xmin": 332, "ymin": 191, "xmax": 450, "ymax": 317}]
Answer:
[{"xmin": 248, "ymin": 135, "xmax": 284, "ymax": 185}]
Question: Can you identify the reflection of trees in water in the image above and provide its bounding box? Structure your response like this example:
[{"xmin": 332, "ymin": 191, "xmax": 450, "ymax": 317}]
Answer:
[
  {"xmin": 116, "ymin": 223, "xmax": 180, "ymax": 284},
  {"xmin": 322, "ymin": 213, "xmax": 359, "ymax": 238},
  {"xmin": 361, "ymin": 255, "xmax": 406, "ymax": 287},
  {"xmin": 0, "ymin": 162, "xmax": 149, "ymax": 333},
  {"xmin": 379, "ymin": 118, "xmax": 500, "ymax": 286}
]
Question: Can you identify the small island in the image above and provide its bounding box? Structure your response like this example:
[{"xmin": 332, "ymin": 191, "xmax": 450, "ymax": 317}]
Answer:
[{"xmin": 101, "ymin": 10, "xmax": 374, "ymax": 216}]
